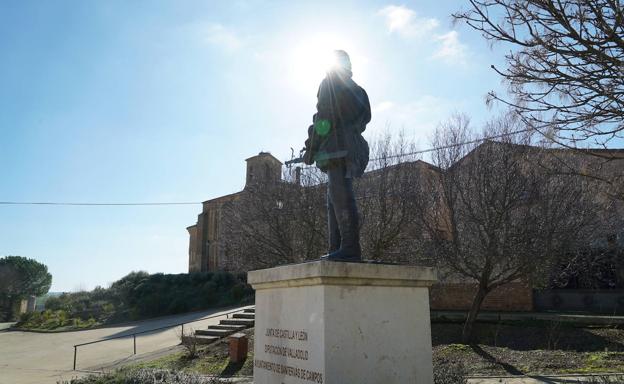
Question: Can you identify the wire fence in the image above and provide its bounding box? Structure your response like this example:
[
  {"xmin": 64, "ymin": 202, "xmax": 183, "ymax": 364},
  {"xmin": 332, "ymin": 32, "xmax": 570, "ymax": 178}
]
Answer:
[{"xmin": 72, "ymin": 307, "xmax": 250, "ymax": 371}]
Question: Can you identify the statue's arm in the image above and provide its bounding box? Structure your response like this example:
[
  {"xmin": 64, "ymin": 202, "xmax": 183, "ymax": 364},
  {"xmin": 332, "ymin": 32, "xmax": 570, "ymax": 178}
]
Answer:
[
  {"xmin": 360, "ymin": 88, "xmax": 371, "ymax": 130},
  {"xmin": 315, "ymin": 78, "xmax": 333, "ymax": 123},
  {"xmin": 303, "ymin": 79, "xmax": 333, "ymax": 165}
]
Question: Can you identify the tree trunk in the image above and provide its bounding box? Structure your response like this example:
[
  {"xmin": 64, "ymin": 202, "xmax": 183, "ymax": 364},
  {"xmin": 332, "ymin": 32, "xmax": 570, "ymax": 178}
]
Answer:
[{"xmin": 461, "ymin": 283, "xmax": 489, "ymax": 343}]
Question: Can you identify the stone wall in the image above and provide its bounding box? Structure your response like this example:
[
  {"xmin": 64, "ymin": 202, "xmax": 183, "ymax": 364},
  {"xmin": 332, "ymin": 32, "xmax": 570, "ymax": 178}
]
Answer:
[
  {"xmin": 429, "ymin": 281, "xmax": 533, "ymax": 312},
  {"xmin": 534, "ymin": 289, "xmax": 624, "ymax": 314}
]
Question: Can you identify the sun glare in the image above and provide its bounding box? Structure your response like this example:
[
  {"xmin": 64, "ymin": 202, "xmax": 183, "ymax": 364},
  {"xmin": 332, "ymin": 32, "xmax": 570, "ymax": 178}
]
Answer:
[{"xmin": 289, "ymin": 34, "xmax": 360, "ymax": 93}]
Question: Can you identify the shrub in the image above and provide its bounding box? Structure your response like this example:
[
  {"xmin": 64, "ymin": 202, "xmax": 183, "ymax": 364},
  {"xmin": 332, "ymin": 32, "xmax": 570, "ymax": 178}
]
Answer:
[
  {"xmin": 27, "ymin": 271, "xmax": 253, "ymax": 330},
  {"xmin": 45, "ymin": 296, "xmax": 62, "ymax": 310},
  {"xmin": 17, "ymin": 310, "xmax": 76, "ymax": 329},
  {"xmin": 230, "ymin": 283, "xmax": 247, "ymax": 302},
  {"xmin": 179, "ymin": 328, "xmax": 199, "ymax": 359},
  {"xmin": 57, "ymin": 369, "xmax": 229, "ymax": 384}
]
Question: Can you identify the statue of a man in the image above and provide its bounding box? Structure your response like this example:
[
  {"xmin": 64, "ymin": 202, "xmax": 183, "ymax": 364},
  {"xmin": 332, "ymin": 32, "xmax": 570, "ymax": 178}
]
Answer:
[{"xmin": 303, "ymin": 50, "xmax": 371, "ymax": 261}]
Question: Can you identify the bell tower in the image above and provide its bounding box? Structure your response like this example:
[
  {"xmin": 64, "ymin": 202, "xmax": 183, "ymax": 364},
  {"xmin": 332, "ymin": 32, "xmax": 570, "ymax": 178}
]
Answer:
[{"xmin": 245, "ymin": 152, "xmax": 283, "ymax": 187}]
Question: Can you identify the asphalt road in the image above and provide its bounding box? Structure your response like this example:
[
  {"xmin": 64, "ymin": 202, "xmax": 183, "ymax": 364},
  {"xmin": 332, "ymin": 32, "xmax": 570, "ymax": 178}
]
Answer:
[{"xmin": 0, "ymin": 306, "xmax": 251, "ymax": 384}]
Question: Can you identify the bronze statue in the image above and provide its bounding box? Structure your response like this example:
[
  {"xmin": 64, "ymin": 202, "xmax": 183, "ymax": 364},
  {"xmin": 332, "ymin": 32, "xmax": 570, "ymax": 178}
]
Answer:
[{"xmin": 303, "ymin": 50, "xmax": 371, "ymax": 261}]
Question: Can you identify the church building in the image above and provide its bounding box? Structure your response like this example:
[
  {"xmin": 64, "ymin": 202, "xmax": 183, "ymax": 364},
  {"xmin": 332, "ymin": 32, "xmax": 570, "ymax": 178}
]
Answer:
[{"xmin": 187, "ymin": 152, "xmax": 283, "ymax": 272}]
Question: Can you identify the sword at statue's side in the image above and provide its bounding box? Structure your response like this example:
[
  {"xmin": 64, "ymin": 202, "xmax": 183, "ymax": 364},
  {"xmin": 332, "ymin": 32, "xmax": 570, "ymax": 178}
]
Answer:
[
  {"xmin": 284, "ymin": 147, "xmax": 306, "ymax": 167},
  {"xmin": 284, "ymin": 146, "xmax": 349, "ymax": 167}
]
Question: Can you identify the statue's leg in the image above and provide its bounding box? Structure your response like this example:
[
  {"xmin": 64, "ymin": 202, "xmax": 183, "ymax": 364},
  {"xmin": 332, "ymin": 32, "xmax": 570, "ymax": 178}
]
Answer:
[
  {"xmin": 327, "ymin": 189, "xmax": 341, "ymax": 253},
  {"xmin": 322, "ymin": 162, "xmax": 361, "ymax": 261}
]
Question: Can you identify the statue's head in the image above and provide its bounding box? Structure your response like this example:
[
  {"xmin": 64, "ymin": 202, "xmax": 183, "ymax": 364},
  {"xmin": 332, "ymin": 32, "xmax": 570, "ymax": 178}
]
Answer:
[
  {"xmin": 328, "ymin": 50, "xmax": 352, "ymax": 77},
  {"xmin": 333, "ymin": 50, "xmax": 351, "ymax": 71}
]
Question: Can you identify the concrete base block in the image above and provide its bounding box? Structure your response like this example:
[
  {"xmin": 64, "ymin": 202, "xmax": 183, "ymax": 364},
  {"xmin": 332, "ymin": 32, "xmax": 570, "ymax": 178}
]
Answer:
[{"xmin": 248, "ymin": 260, "xmax": 437, "ymax": 384}]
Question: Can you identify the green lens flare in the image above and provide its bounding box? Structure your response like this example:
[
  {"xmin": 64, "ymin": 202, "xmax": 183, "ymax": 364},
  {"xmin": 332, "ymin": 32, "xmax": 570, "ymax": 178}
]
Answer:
[{"xmin": 315, "ymin": 120, "xmax": 331, "ymax": 136}]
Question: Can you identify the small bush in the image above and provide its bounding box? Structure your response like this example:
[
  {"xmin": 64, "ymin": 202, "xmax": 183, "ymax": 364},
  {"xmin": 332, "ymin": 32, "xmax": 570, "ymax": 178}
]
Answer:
[
  {"xmin": 24, "ymin": 271, "xmax": 253, "ymax": 330},
  {"xmin": 57, "ymin": 369, "xmax": 229, "ymax": 384},
  {"xmin": 17, "ymin": 309, "xmax": 80, "ymax": 330},
  {"xmin": 229, "ymin": 283, "xmax": 247, "ymax": 302},
  {"xmin": 179, "ymin": 328, "xmax": 199, "ymax": 359}
]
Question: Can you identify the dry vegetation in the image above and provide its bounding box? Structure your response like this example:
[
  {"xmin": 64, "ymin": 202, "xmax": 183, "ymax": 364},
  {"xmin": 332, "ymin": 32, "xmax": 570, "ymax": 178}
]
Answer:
[{"xmin": 432, "ymin": 321, "xmax": 624, "ymax": 375}]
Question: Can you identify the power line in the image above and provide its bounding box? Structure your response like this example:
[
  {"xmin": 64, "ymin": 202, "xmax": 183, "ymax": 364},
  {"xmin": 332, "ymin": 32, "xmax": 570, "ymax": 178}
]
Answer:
[
  {"xmin": 2, "ymin": 127, "xmax": 534, "ymax": 207},
  {"xmin": 377, "ymin": 127, "xmax": 534, "ymax": 161},
  {"xmin": 295, "ymin": 127, "xmax": 535, "ymax": 169}
]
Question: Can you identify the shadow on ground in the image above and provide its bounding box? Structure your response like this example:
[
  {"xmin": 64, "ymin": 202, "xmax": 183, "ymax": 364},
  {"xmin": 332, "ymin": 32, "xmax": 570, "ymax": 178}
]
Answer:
[
  {"xmin": 221, "ymin": 361, "xmax": 246, "ymax": 377},
  {"xmin": 99, "ymin": 306, "xmax": 247, "ymax": 340},
  {"xmin": 431, "ymin": 321, "xmax": 624, "ymax": 352},
  {"xmin": 470, "ymin": 344, "xmax": 524, "ymax": 375}
]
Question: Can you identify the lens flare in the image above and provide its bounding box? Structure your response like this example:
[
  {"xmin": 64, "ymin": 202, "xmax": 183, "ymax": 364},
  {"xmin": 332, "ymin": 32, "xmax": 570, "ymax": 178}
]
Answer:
[
  {"xmin": 315, "ymin": 119, "xmax": 331, "ymax": 136},
  {"xmin": 289, "ymin": 33, "xmax": 359, "ymax": 93}
]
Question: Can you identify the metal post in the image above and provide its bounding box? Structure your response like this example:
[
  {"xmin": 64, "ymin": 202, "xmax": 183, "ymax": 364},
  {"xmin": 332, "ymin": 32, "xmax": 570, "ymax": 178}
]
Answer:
[
  {"xmin": 133, "ymin": 334, "xmax": 136, "ymax": 355},
  {"xmin": 181, "ymin": 323, "xmax": 184, "ymax": 336},
  {"xmin": 73, "ymin": 346, "xmax": 77, "ymax": 370}
]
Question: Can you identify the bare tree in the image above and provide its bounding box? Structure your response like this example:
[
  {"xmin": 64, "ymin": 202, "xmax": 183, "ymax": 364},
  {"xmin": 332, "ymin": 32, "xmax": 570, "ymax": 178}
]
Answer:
[
  {"xmin": 221, "ymin": 167, "xmax": 327, "ymax": 270},
  {"xmin": 550, "ymin": 247, "xmax": 624, "ymax": 289},
  {"xmin": 418, "ymin": 113, "xmax": 599, "ymax": 342},
  {"xmin": 356, "ymin": 133, "xmax": 432, "ymax": 264},
  {"xmin": 178, "ymin": 327, "xmax": 199, "ymax": 359},
  {"xmin": 221, "ymin": 134, "xmax": 438, "ymax": 269},
  {"xmin": 454, "ymin": 1, "xmax": 624, "ymax": 146}
]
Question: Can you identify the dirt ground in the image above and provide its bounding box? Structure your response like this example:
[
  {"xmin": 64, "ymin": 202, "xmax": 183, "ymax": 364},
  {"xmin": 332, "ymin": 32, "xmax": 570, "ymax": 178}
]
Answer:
[
  {"xmin": 136, "ymin": 320, "xmax": 624, "ymax": 377},
  {"xmin": 431, "ymin": 321, "xmax": 624, "ymax": 375}
]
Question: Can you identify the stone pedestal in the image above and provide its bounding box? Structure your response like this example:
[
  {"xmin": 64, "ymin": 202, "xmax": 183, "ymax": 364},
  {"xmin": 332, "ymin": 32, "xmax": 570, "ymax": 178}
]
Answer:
[{"xmin": 248, "ymin": 260, "xmax": 437, "ymax": 384}]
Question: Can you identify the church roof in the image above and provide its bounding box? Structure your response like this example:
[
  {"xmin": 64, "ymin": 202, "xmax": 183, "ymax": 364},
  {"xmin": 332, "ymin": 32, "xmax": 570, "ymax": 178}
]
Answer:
[{"xmin": 245, "ymin": 151, "xmax": 283, "ymax": 165}]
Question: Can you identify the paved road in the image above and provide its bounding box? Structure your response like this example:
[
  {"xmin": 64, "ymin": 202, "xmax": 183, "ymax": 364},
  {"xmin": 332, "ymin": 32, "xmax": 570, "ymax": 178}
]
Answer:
[{"xmin": 0, "ymin": 306, "xmax": 252, "ymax": 384}]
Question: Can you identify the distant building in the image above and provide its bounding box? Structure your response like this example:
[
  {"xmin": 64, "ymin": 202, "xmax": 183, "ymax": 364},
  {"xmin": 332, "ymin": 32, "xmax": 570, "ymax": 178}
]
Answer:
[
  {"xmin": 186, "ymin": 144, "xmax": 624, "ymax": 312},
  {"xmin": 187, "ymin": 152, "xmax": 282, "ymax": 273}
]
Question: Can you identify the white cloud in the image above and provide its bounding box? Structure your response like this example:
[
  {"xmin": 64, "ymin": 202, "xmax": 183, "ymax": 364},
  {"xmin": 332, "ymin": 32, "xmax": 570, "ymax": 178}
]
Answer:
[
  {"xmin": 377, "ymin": 5, "xmax": 469, "ymax": 65},
  {"xmin": 377, "ymin": 5, "xmax": 439, "ymax": 39},
  {"xmin": 368, "ymin": 95, "xmax": 466, "ymax": 143},
  {"xmin": 372, "ymin": 101, "xmax": 395, "ymax": 114},
  {"xmin": 203, "ymin": 23, "xmax": 243, "ymax": 52},
  {"xmin": 431, "ymin": 31, "xmax": 468, "ymax": 64}
]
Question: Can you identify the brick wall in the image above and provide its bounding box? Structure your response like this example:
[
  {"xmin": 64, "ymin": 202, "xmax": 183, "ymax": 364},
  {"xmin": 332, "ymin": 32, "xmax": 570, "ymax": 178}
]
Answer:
[{"xmin": 429, "ymin": 281, "xmax": 533, "ymax": 312}]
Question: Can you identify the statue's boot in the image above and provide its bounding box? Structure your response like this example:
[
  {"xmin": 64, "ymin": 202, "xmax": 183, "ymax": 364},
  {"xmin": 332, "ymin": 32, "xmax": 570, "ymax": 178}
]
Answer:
[{"xmin": 321, "ymin": 208, "xmax": 361, "ymax": 262}]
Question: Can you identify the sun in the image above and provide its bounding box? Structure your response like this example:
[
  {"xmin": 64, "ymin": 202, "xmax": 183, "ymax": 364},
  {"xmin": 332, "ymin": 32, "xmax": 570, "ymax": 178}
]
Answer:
[{"xmin": 288, "ymin": 33, "xmax": 359, "ymax": 94}]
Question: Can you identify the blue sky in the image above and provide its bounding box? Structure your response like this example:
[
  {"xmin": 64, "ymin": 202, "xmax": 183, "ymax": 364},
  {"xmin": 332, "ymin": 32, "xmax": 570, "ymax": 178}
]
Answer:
[{"xmin": 0, "ymin": 0, "xmax": 509, "ymax": 291}]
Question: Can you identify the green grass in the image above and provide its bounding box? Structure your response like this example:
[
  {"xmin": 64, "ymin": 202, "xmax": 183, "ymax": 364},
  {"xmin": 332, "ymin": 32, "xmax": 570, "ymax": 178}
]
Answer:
[
  {"xmin": 130, "ymin": 343, "xmax": 254, "ymax": 377},
  {"xmin": 559, "ymin": 352, "xmax": 624, "ymax": 374},
  {"xmin": 132, "ymin": 351, "xmax": 229, "ymax": 375},
  {"xmin": 439, "ymin": 343, "xmax": 471, "ymax": 354},
  {"xmin": 57, "ymin": 368, "xmax": 233, "ymax": 383}
]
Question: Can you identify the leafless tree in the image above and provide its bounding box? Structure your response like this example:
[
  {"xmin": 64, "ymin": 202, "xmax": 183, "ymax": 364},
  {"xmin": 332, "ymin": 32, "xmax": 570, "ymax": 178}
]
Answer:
[
  {"xmin": 417, "ymin": 113, "xmax": 599, "ymax": 342},
  {"xmin": 454, "ymin": 1, "xmax": 624, "ymax": 147},
  {"xmin": 221, "ymin": 135, "xmax": 438, "ymax": 269},
  {"xmin": 356, "ymin": 133, "xmax": 432, "ymax": 264},
  {"xmin": 178, "ymin": 327, "xmax": 199, "ymax": 359},
  {"xmin": 221, "ymin": 167, "xmax": 327, "ymax": 270},
  {"xmin": 550, "ymin": 247, "xmax": 624, "ymax": 289}
]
